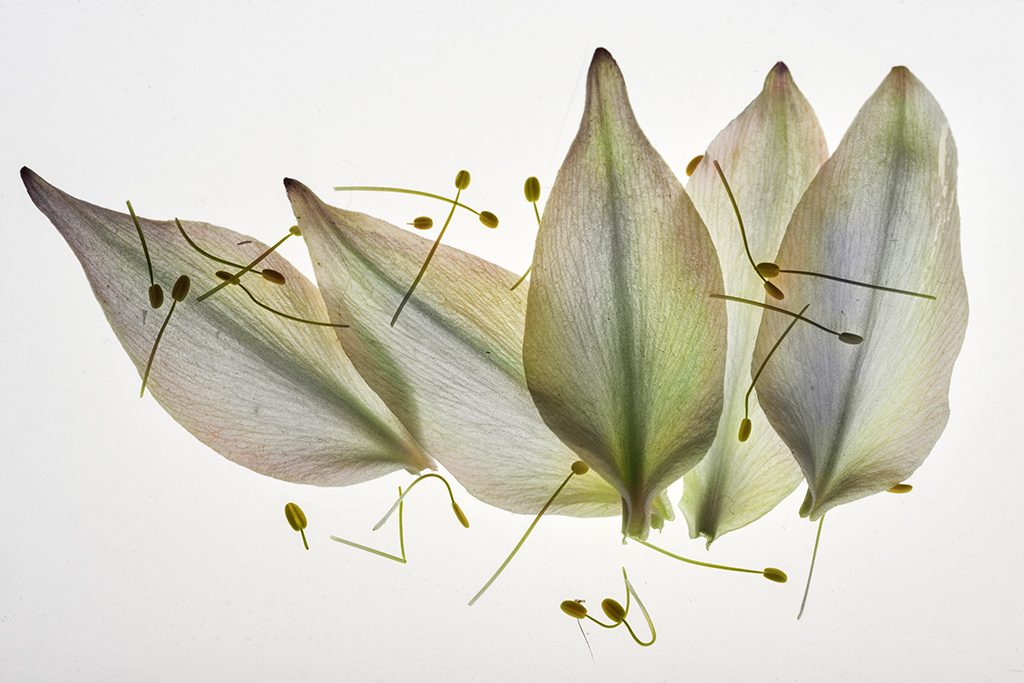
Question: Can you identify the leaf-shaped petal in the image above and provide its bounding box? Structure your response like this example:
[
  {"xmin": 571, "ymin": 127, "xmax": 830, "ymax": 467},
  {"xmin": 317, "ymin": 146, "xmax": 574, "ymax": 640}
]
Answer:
[
  {"xmin": 285, "ymin": 179, "xmax": 636, "ymax": 519},
  {"xmin": 681, "ymin": 63, "xmax": 828, "ymax": 544},
  {"xmin": 24, "ymin": 168, "xmax": 432, "ymax": 486},
  {"xmin": 522, "ymin": 49, "xmax": 727, "ymax": 539},
  {"xmin": 751, "ymin": 68, "xmax": 968, "ymax": 519}
]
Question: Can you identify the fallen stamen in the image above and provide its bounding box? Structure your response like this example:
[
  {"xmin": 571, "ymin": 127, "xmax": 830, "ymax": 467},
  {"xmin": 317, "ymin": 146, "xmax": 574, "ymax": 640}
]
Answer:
[
  {"xmin": 631, "ymin": 537, "xmax": 787, "ymax": 583},
  {"xmin": 140, "ymin": 274, "xmax": 190, "ymax": 397},
  {"xmin": 739, "ymin": 304, "xmax": 809, "ymax": 441},
  {"xmin": 510, "ymin": 176, "xmax": 542, "ymax": 291},
  {"xmin": 213, "ymin": 271, "xmax": 350, "ymax": 328},
  {"xmin": 126, "ymin": 201, "xmax": 163, "ymax": 309},
  {"xmin": 284, "ymin": 502, "xmax": 309, "ymax": 550},
  {"xmin": 713, "ymin": 160, "xmax": 782, "ymax": 300},
  {"xmin": 468, "ymin": 461, "xmax": 590, "ymax": 606},
  {"xmin": 710, "ymin": 294, "xmax": 863, "ymax": 344}
]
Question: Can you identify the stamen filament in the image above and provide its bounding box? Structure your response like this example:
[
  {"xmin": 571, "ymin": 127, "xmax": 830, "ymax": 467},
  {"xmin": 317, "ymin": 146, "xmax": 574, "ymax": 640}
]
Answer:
[
  {"xmin": 330, "ymin": 485, "xmax": 408, "ymax": 564},
  {"xmin": 713, "ymin": 160, "xmax": 769, "ymax": 289},
  {"xmin": 215, "ymin": 274, "xmax": 349, "ymax": 328},
  {"xmin": 140, "ymin": 275, "xmax": 190, "ymax": 397},
  {"xmin": 797, "ymin": 514, "xmax": 826, "ymax": 620},
  {"xmin": 710, "ymin": 294, "xmax": 863, "ymax": 344},
  {"xmin": 468, "ymin": 463, "xmax": 587, "ymax": 606},
  {"xmin": 127, "ymin": 201, "xmax": 156, "ymax": 288},
  {"xmin": 740, "ymin": 304, "xmax": 809, "ymax": 441},
  {"xmin": 774, "ymin": 268, "xmax": 936, "ymax": 300},
  {"xmin": 333, "ymin": 185, "xmax": 484, "ymax": 218}
]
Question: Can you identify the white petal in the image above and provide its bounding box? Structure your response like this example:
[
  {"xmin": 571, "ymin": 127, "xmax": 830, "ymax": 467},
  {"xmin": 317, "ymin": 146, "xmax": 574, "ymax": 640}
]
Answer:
[
  {"xmin": 523, "ymin": 49, "xmax": 727, "ymax": 538},
  {"xmin": 752, "ymin": 69, "xmax": 968, "ymax": 519},
  {"xmin": 681, "ymin": 63, "xmax": 828, "ymax": 543},
  {"xmin": 24, "ymin": 168, "xmax": 431, "ymax": 486}
]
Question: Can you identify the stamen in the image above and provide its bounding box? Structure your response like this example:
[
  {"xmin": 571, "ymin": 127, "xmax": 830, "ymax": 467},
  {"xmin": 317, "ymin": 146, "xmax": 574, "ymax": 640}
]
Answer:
[
  {"xmin": 712, "ymin": 160, "xmax": 782, "ymax": 300},
  {"xmin": 739, "ymin": 304, "xmax": 809, "ymax": 442},
  {"xmin": 391, "ymin": 170, "xmax": 494, "ymax": 326},
  {"xmin": 176, "ymin": 219, "xmax": 289, "ymax": 285},
  {"xmin": 333, "ymin": 184, "xmax": 497, "ymax": 227},
  {"xmin": 468, "ymin": 461, "xmax": 590, "ymax": 606},
  {"xmin": 284, "ymin": 502, "xmax": 309, "ymax": 550},
  {"xmin": 686, "ymin": 155, "xmax": 704, "ymax": 177},
  {"xmin": 559, "ymin": 569, "xmax": 655, "ymax": 646},
  {"xmin": 140, "ymin": 275, "xmax": 190, "ymax": 397},
  {"xmin": 710, "ymin": 294, "xmax": 863, "ymax": 344},
  {"xmin": 797, "ymin": 514, "xmax": 826, "ymax": 620},
  {"xmin": 197, "ymin": 230, "xmax": 296, "ymax": 302},
  {"xmin": 887, "ymin": 483, "xmax": 913, "ymax": 493},
  {"xmin": 510, "ymin": 176, "xmax": 542, "ymax": 291},
  {"xmin": 126, "ymin": 201, "xmax": 163, "ymax": 309},
  {"xmin": 371, "ymin": 473, "xmax": 470, "ymax": 531},
  {"xmin": 631, "ymin": 537, "xmax": 787, "ymax": 583},
  {"xmin": 213, "ymin": 272, "xmax": 350, "ymax": 328}
]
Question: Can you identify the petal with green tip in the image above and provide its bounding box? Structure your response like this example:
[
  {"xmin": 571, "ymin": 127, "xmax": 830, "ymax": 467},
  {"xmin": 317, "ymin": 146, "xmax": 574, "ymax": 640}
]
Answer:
[
  {"xmin": 523, "ymin": 49, "xmax": 727, "ymax": 539},
  {"xmin": 23, "ymin": 167, "xmax": 432, "ymax": 486},
  {"xmin": 752, "ymin": 68, "xmax": 968, "ymax": 519},
  {"xmin": 681, "ymin": 62, "xmax": 828, "ymax": 544}
]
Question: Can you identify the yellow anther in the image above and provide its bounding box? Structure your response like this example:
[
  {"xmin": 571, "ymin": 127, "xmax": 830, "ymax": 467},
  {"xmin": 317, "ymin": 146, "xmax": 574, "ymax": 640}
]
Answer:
[
  {"xmin": 685, "ymin": 154, "xmax": 704, "ymax": 177},
  {"xmin": 738, "ymin": 418, "xmax": 752, "ymax": 443},
  {"xmin": 762, "ymin": 567, "xmax": 788, "ymax": 583},
  {"xmin": 262, "ymin": 269, "xmax": 286, "ymax": 285},
  {"xmin": 838, "ymin": 332, "xmax": 864, "ymax": 345},
  {"xmin": 571, "ymin": 461, "xmax": 590, "ymax": 476},
  {"xmin": 757, "ymin": 262, "xmax": 781, "ymax": 278},
  {"xmin": 452, "ymin": 501, "xmax": 470, "ymax": 528},
  {"xmin": 409, "ymin": 216, "xmax": 434, "ymax": 230},
  {"xmin": 289, "ymin": 225, "xmax": 301, "ymax": 236},
  {"xmin": 601, "ymin": 598, "xmax": 626, "ymax": 624},
  {"xmin": 284, "ymin": 502, "xmax": 309, "ymax": 550},
  {"xmin": 171, "ymin": 275, "xmax": 190, "ymax": 302},
  {"xmin": 764, "ymin": 281, "xmax": 785, "ymax": 300},
  {"xmin": 524, "ymin": 176, "xmax": 541, "ymax": 203},
  {"xmin": 148, "ymin": 284, "xmax": 164, "ymax": 309},
  {"xmin": 454, "ymin": 170, "xmax": 471, "ymax": 190},
  {"xmin": 284, "ymin": 502, "xmax": 307, "ymax": 532},
  {"xmin": 215, "ymin": 270, "xmax": 238, "ymax": 283},
  {"xmin": 561, "ymin": 600, "xmax": 588, "ymax": 619},
  {"xmin": 478, "ymin": 211, "xmax": 499, "ymax": 229},
  {"xmin": 887, "ymin": 483, "xmax": 914, "ymax": 494}
]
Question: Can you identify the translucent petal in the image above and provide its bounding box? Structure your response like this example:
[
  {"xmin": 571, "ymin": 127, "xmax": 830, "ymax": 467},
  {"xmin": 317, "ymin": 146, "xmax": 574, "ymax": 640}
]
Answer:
[
  {"xmin": 522, "ymin": 49, "xmax": 727, "ymax": 539},
  {"xmin": 24, "ymin": 168, "xmax": 432, "ymax": 486},
  {"xmin": 285, "ymin": 179, "xmax": 630, "ymax": 519},
  {"xmin": 681, "ymin": 63, "xmax": 828, "ymax": 544},
  {"xmin": 751, "ymin": 68, "xmax": 968, "ymax": 519}
]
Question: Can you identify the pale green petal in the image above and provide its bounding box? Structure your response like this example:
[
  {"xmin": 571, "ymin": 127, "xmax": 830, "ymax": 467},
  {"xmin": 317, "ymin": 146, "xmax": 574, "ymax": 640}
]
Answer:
[
  {"xmin": 24, "ymin": 168, "xmax": 431, "ymax": 486},
  {"xmin": 752, "ymin": 69, "xmax": 967, "ymax": 519},
  {"xmin": 681, "ymin": 63, "xmax": 828, "ymax": 544},
  {"xmin": 284, "ymin": 179, "xmax": 628, "ymax": 519},
  {"xmin": 522, "ymin": 49, "xmax": 727, "ymax": 539}
]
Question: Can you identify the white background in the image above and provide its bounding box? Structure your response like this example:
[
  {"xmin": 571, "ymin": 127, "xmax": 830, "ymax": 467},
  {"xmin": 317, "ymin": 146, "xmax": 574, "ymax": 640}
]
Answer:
[{"xmin": 2, "ymin": 1, "xmax": 1020, "ymax": 681}]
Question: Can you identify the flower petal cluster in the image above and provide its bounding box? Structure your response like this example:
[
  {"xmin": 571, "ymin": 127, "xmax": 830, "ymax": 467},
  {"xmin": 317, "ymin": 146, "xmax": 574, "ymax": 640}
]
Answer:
[{"xmin": 22, "ymin": 48, "xmax": 965, "ymax": 545}]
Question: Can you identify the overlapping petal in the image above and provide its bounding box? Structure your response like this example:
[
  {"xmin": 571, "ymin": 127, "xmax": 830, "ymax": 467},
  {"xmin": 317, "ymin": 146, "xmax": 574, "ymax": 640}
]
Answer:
[
  {"xmin": 523, "ymin": 49, "xmax": 727, "ymax": 539},
  {"xmin": 752, "ymin": 68, "xmax": 968, "ymax": 519},
  {"xmin": 681, "ymin": 63, "xmax": 828, "ymax": 544},
  {"xmin": 285, "ymin": 179, "xmax": 635, "ymax": 518},
  {"xmin": 23, "ymin": 167, "xmax": 432, "ymax": 486}
]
